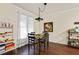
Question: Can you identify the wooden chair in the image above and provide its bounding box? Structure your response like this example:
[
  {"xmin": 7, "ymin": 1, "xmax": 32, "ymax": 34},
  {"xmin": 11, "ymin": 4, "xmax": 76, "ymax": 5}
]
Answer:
[
  {"xmin": 41, "ymin": 31, "xmax": 49, "ymax": 50},
  {"xmin": 28, "ymin": 32, "xmax": 37, "ymax": 54}
]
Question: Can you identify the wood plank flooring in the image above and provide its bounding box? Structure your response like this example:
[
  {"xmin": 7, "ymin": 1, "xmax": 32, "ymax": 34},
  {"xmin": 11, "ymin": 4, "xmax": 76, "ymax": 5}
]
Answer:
[{"xmin": 2, "ymin": 42, "xmax": 79, "ymax": 55}]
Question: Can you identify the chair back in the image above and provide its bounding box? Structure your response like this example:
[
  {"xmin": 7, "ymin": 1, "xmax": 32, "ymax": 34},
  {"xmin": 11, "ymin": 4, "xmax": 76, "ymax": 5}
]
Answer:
[{"xmin": 28, "ymin": 32, "xmax": 36, "ymax": 44}]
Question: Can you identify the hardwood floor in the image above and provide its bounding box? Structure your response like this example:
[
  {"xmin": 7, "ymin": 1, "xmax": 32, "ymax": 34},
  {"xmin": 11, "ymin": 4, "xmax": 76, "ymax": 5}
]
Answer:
[{"xmin": 3, "ymin": 42, "xmax": 79, "ymax": 55}]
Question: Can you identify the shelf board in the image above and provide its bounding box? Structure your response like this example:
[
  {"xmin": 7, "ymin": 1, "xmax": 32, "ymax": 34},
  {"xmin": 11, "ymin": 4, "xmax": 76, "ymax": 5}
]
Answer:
[
  {"xmin": 5, "ymin": 48, "xmax": 15, "ymax": 53},
  {"xmin": 69, "ymin": 32, "xmax": 79, "ymax": 33},
  {"xmin": 5, "ymin": 41, "xmax": 14, "ymax": 44},
  {"xmin": 0, "ymin": 48, "xmax": 15, "ymax": 54},
  {"xmin": 0, "ymin": 27, "xmax": 13, "ymax": 28},
  {"xmin": 69, "ymin": 38, "xmax": 79, "ymax": 39},
  {"xmin": 0, "ymin": 41, "xmax": 14, "ymax": 45},
  {"xmin": 0, "ymin": 43, "xmax": 6, "ymax": 45},
  {"xmin": 0, "ymin": 34, "xmax": 13, "ymax": 36}
]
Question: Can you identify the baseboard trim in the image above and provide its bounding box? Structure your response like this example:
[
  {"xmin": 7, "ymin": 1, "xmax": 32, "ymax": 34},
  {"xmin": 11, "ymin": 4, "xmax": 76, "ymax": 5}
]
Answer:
[{"xmin": 49, "ymin": 42, "xmax": 68, "ymax": 46}]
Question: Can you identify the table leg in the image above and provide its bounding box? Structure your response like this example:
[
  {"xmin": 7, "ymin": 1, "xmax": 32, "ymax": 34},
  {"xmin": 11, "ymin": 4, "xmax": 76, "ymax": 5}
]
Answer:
[{"xmin": 38, "ymin": 39, "xmax": 40, "ymax": 55}]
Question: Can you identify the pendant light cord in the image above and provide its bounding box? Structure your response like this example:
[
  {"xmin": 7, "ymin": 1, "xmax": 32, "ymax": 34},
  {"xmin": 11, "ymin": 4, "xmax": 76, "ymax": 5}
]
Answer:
[{"xmin": 38, "ymin": 3, "xmax": 47, "ymax": 18}]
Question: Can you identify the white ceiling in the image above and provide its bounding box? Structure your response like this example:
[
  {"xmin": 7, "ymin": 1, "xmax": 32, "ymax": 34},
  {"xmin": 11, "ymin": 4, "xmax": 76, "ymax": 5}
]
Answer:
[{"xmin": 14, "ymin": 3, "xmax": 79, "ymax": 15}]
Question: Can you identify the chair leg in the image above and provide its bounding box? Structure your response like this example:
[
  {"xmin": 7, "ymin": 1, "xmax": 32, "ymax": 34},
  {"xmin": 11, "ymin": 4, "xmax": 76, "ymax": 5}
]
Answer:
[
  {"xmin": 44, "ymin": 39, "xmax": 46, "ymax": 52},
  {"xmin": 44, "ymin": 42, "xmax": 46, "ymax": 52},
  {"xmin": 33, "ymin": 44, "xmax": 35, "ymax": 54},
  {"xmin": 36, "ymin": 43, "xmax": 39, "ymax": 55},
  {"xmin": 28, "ymin": 44, "xmax": 30, "ymax": 55},
  {"xmin": 47, "ymin": 39, "xmax": 49, "ymax": 49}
]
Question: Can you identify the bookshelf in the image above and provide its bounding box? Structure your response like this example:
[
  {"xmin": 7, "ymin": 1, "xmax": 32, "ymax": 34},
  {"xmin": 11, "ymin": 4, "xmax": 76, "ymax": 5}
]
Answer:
[
  {"xmin": 68, "ymin": 29, "xmax": 79, "ymax": 48},
  {"xmin": 0, "ymin": 23, "xmax": 15, "ymax": 54}
]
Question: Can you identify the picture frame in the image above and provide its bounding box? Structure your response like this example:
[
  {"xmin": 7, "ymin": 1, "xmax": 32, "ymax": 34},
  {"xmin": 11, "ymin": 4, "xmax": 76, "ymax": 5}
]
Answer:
[{"xmin": 44, "ymin": 22, "xmax": 53, "ymax": 32}]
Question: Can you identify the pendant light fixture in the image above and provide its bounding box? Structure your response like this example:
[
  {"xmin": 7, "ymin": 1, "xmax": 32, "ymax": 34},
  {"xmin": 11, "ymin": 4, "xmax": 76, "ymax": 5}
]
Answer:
[{"xmin": 35, "ymin": 3, "xmax": 47, "ymax": 21}]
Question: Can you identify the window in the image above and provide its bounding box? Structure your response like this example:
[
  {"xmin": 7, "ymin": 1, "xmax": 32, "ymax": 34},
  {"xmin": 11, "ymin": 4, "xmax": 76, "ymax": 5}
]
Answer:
[
  {"xmin": 20, "ymin": 15, "xmax": 27, "ymax": 39},
  {"xmin": 27, "ymin": 16, "xmax": 34, "ymax": 33},
  {"xmin": 19, "ymin": 14, "xmax": 34, "ymax": 39}
]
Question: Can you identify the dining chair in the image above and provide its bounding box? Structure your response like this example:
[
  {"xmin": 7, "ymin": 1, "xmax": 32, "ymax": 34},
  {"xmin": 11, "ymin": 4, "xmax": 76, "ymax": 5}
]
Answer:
[
  {"xmin": 28, "ymin": 32, "xmax": 36, "ymax": 54},
  {"xmin": 40, "ymin": 31, "xmax": 49, "ymax": 51}
]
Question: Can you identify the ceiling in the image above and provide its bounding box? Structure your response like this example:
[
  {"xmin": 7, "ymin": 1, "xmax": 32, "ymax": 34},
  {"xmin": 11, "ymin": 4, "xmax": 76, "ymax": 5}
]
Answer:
[{"xmin": 14, "ymin": 3, "xmax": 79, "ymax": 16}]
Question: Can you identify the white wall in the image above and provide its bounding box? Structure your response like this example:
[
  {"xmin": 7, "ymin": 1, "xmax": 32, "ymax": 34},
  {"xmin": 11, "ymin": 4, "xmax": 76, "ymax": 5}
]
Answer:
[
  {"xmin": 39, "ymin": 7, "xmax": 79, "ymax": 45},
  {"xmin": 1, "ymin": 3, "xmax": 79, "ymax": 46},
  {"xmin": 0, "ymin": 4, "xmax": 37, "ymax": 48}
]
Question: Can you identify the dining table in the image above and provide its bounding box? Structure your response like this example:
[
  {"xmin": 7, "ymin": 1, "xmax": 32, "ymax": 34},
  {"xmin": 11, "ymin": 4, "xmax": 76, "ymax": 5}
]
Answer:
[{"xmin": 28, "ymin": 32, "xmax": 49, "ymax": 55}]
